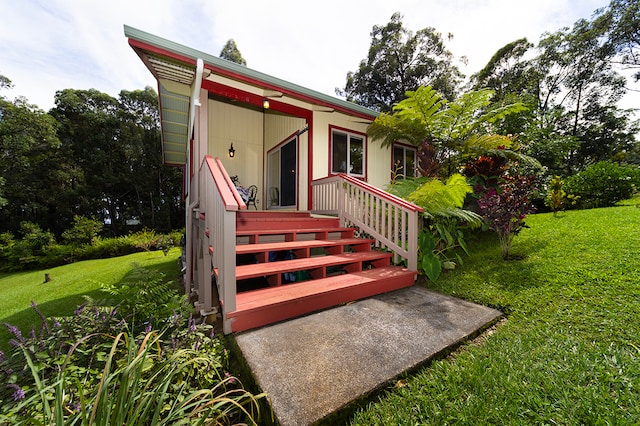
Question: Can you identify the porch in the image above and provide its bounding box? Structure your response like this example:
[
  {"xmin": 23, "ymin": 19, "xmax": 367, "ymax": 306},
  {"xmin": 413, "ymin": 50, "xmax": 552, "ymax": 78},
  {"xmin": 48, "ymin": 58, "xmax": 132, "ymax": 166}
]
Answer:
[{"xmin": 187, "ymin": 156, "xmax": 424, "ymax": 334}]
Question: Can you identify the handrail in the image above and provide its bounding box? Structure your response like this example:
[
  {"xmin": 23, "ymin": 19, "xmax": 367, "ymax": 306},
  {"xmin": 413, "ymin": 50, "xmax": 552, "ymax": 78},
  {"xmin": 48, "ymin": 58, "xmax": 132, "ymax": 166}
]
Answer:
[
  {"xmin": 311, "ymin": 174, "xmax": 422, "ymax": 272},
  {"xmin": 201, "ymin": 156, "xmax": 247, "ymax": 211}
]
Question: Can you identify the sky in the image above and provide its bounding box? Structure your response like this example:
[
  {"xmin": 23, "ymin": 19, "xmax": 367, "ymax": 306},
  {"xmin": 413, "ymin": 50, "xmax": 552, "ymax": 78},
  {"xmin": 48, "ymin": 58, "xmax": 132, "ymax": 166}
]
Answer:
[{"xmin": 1, "ymin": 0, "xmax": 637, "ymax": 114}]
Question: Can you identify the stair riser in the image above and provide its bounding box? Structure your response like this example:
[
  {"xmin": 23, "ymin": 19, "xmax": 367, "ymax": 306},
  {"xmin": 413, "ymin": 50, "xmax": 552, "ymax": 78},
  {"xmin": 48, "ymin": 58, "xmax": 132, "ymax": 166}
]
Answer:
[{"xmin": 230, "ymin": 273, "xmax": 415, "ymax": 332}]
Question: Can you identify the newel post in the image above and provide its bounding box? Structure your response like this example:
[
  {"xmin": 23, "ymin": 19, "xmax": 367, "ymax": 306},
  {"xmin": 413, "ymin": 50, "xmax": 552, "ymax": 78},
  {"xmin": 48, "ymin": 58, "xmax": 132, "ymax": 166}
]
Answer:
[{"xmin": 407, "ymin": 210, "xmax": 419, "ymax": 272}]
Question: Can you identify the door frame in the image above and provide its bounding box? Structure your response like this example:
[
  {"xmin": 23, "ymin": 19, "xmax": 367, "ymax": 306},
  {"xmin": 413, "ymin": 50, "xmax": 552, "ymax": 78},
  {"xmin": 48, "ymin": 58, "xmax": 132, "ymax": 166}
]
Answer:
[{"xmin": 266, "ymin": 135, "xmax": 299, "ymax": 209}]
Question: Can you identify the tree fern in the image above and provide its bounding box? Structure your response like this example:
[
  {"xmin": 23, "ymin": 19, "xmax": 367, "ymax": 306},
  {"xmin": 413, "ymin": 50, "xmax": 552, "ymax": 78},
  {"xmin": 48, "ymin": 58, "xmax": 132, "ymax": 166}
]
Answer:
[{"xmin": 387, "ymin": 173, "xmax": 483, "ymax": 226}]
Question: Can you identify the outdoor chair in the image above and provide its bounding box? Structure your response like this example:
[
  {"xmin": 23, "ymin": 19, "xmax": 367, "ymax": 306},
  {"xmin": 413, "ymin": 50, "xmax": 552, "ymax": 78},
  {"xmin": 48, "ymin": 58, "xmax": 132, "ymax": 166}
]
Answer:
[{"xmin": 247, "ymin": 185, "xmax": 258, "ymax": 209}]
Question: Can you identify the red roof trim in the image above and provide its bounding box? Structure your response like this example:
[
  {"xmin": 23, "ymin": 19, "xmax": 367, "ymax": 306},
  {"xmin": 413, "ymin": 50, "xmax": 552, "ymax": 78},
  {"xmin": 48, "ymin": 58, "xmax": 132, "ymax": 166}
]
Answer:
[{"xmin": 128, "ymin": 38, "xmax": 375, "ymax": 121}]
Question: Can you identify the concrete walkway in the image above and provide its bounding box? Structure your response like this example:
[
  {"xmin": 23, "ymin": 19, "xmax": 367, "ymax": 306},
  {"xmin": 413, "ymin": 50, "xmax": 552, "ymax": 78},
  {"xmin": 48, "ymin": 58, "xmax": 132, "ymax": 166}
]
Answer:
[{"xmin": 234, "ymin": 286, "xmax": 502, "ymax": 426}]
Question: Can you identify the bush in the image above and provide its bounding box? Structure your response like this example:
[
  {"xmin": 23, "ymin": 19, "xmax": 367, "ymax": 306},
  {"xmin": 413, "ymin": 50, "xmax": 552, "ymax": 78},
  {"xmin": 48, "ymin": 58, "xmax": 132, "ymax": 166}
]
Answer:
[
  {"xmin": 564, "ymin": 161, "xmax": 640, "ymax": 209},
  {"xmin": 61, "ymin": 215, "xmax": 104, "ymax": 246},
  {"xmin": 477, "ymin": 175, "xmax": 539, "ymax": 260},
  {"xmin": 0, "ymin": 270, "xmax": 264, "ymax": 424}
]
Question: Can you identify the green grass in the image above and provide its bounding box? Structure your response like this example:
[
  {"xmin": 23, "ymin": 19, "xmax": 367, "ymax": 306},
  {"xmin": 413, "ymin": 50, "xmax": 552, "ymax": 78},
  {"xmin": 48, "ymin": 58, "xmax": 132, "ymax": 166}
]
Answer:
[
  {"xmin": 349, "ymin": 205, "xmax": 640, "ymax": 425},
  {"xmin": 0, "ymin": 248, "xmax": 181, "ymax": 352}
]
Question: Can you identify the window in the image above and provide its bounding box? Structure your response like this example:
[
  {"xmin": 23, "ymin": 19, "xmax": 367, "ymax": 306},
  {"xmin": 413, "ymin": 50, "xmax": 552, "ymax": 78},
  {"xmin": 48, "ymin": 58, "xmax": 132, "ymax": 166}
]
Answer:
[
  {"xmin": 392, "ymin": 144, "xmax": 417, "ymax": 179},
  {"xmin": 331, "ymin": 128, "xmax": 365, "ymax": 178}
]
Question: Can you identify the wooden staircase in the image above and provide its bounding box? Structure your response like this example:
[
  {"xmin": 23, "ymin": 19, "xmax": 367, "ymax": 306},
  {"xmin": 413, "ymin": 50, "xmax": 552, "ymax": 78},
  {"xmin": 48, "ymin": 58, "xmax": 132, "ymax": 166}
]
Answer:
[{"xmin": 225, "ymin": 211, "xmax": 417, "ymax": 332}]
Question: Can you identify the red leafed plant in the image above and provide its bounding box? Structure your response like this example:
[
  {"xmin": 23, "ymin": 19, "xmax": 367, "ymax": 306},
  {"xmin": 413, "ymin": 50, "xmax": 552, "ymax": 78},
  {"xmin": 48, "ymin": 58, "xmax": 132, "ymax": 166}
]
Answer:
[{"xmin": 477, "ymin": 175, "xmax": 539, "ymax": 259}]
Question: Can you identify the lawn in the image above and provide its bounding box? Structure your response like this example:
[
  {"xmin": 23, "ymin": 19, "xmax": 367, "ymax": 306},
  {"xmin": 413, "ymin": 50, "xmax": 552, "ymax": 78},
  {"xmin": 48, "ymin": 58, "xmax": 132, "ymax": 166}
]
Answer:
[
  {"xmin": 349, "ymin": 204, "xmax": 640, "ymax": 425},
  {"xmin": 0, "ymin": 248, "xmax": 181, "ymax": 352}
]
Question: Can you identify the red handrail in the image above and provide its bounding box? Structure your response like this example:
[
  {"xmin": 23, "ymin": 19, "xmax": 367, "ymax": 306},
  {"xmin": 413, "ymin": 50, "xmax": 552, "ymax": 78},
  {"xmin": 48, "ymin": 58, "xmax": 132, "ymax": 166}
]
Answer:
[{"xmin": 202, "ymin": 156, "xmax": 247, "ymax": 211}]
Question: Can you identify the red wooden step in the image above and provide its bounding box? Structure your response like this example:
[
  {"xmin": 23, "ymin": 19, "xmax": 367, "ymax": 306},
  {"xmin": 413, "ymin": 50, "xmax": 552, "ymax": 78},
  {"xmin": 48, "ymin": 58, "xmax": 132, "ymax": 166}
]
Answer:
[
  {"xmin": 235, "ymin": 251, "xmax": 392, "ymax": 285},
  {"xmin": 228, "ymin": 266, "xmax": 417, "ymax": 332},
  {"xmin": 236, "ymin": 217, "xmax": 341, "ymax": 232},
  {"xmin": 235, "ymin": 238, "xmax": 374, "ymax": 261},
  {"xmin": 236, "ymin": 227, "xmax": 356, "ymax": 243}
]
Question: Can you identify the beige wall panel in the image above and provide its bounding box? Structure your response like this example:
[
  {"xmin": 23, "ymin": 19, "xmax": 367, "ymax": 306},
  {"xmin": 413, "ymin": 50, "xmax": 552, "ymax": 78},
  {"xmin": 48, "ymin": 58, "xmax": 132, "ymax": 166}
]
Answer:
[
  {"xmin": 208, "ymin": 99, "xmax": 264, "ymax": 201},
  {"xmin": 310, "ymin": 111, "xmax": 389, "ymax": 189}
]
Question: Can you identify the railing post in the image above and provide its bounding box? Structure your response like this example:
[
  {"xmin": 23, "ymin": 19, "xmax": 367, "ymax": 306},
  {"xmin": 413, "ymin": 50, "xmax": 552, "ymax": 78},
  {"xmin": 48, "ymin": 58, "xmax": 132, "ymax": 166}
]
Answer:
[{"xmin": 337, "ymin": 179, "xmax": 346, "ymax": 227}]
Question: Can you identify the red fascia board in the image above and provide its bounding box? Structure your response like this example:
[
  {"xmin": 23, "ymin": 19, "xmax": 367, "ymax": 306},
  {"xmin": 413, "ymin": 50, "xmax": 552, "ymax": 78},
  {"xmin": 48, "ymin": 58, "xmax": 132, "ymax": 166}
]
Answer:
[{"xmin": 127, "ymin": 38, "xmax": 375, "ymax": 121}]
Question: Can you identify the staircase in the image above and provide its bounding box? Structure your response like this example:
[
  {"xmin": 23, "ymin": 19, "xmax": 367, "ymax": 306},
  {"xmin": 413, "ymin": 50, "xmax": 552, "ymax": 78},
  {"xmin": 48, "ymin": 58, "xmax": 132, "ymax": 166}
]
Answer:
[{"xmin": 225, "ymin": 211, "xmax": 417, "ymax": 332}]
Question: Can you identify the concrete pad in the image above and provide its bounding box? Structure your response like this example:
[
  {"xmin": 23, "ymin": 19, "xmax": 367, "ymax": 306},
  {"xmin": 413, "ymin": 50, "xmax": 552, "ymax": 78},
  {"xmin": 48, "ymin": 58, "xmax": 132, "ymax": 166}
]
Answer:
[{"xmin": 234, "ymin": 286, "xmax": 502, "ymax": 426}]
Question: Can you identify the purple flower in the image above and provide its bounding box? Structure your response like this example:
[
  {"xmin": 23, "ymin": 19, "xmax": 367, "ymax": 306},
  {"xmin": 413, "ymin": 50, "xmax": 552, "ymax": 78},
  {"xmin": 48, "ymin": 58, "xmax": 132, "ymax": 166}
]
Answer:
[
  {"xmin": 225, "ymin": 372, "xmax": 236, "ymax": 384},
  {"xmin": 74, "ymin": 303, "xmax": 87, "ymax": 316},
  {"xmin": 144, "ymin": 323, "xmax": 152, "ymax": 334},
  {"xmin": 4, "ymin": 324, "xmax": 24, "ymax": 342},
  {"xmin": 0, "ymin": 350, "xmax": 5, "ymax": 363},
  {"xmin": 29, "ymin": 327, "xmax": 36, "ymax": 339},
  {"xmin": 52, "ymin": 317, "xmax": 61, "ymax": 328},
  {"xmin": 8, "ymin": 384, "xmax": 25, "ymax": 401}
]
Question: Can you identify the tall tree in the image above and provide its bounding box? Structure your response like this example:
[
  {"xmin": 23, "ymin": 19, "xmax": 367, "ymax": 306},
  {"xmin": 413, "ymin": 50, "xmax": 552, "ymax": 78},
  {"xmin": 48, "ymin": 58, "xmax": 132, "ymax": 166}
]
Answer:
[
  {"xmin": 337, "ymin": 12, "xmax": 463, "ymax": 112},
  {"xmin": 367, "ymin": 86, "xmax": 536, "ymax": 178},
  {"xmin": 594, "ymin": 0, "xmax": 640, "ymax": 82},
  {"xmin": 50, "ymin": 88, "xmax": 184, "ymax": 236},
  {"xmin": 117, "ymin": 87, "xmax": 184, "ymax": 232},
  {"xmin": 219, "ymin": 39, "xmax": 247, "ymax": 66},
  {"xmin": 0, "ymin": 80, "xmax": 61, "ymax": 234}
]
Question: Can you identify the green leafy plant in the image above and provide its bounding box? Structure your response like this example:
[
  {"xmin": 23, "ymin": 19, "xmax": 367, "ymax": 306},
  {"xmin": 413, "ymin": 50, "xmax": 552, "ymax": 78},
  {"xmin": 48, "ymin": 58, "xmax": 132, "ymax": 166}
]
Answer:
[
  {"xmin": 1, "ymin": 300, "xmax": 264, "ymax": 424},
  {"xmin": 100, "ymin": 265, "xmax": 190, "ymax": 331},
  {"xmin": 564, "ymin": 161, "xmax": 640, "ymax": 209},
  {"xmin": 388, "ymin": 173, "xmax": 482, "ymax": 281},
  {"xmin": 62, "ymin": 215, "xmax": 104, "ymax": 246}
]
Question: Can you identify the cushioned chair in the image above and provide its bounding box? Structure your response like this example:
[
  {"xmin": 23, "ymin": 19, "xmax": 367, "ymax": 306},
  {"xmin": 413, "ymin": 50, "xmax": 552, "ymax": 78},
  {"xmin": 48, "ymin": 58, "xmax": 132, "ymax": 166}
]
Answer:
[{"xmin": 246, "ymin": 185, "xmax": 258, "ymax": 209}]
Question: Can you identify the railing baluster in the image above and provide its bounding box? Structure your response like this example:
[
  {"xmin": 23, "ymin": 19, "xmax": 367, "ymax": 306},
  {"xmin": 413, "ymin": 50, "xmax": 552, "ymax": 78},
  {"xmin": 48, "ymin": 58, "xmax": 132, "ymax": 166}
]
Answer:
[{"xmin": 310, "ymin": 174, "xmax": 423, "ymax": 272}]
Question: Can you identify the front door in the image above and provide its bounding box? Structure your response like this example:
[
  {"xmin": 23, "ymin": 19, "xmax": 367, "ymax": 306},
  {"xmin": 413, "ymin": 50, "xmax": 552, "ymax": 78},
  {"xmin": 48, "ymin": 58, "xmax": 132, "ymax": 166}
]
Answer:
[{"xmin": 267, "ymin": 137, "xmax": 297, "ymax": 208}]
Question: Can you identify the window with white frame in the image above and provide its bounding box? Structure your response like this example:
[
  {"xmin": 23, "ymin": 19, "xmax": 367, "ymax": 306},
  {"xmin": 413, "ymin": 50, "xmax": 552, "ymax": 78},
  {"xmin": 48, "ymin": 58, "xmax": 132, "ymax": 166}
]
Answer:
[
  {"xmin": 393, "ymin": 144, "xmax": 417, "ymax": 178},
  {"xmin": 331, "ymin": 128, "xmax": 365, "ymax": 178}
]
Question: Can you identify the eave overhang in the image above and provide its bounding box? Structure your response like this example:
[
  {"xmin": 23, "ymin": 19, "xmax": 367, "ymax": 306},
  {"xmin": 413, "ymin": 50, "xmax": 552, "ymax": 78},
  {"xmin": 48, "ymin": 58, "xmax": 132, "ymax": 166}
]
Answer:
[{"xmin": 124, "ymin": 25, "xmax": 378, "ymax": 166}]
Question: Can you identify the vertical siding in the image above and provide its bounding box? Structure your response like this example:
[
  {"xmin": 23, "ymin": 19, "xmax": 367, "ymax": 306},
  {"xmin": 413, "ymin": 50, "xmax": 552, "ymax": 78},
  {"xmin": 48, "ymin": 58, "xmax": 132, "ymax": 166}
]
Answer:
[
  {"xmin": 311, "ymin": 111, "xmax": 390, "ymax": 190},
  {"xmin": 208, "ymin": 99, "xmax": 264, "ymax": 206}
]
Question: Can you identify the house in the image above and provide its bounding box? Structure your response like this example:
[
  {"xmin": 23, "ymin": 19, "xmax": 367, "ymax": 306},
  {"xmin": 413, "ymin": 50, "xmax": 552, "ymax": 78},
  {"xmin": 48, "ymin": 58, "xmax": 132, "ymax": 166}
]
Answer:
[{"xmin": 124, "ymin": 25, "xmax": 423, "ymax": 334}]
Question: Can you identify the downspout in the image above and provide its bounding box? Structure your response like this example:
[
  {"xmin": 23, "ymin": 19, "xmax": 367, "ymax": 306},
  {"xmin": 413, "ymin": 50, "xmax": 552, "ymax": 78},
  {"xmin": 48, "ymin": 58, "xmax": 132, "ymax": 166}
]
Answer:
[
  {"xmin": 188, "ymin": 58, "xmax": 204, "ymax": 142},
  {"xmin": 185, "ymin": 58, "xmax": 204, "ymax": 300}
]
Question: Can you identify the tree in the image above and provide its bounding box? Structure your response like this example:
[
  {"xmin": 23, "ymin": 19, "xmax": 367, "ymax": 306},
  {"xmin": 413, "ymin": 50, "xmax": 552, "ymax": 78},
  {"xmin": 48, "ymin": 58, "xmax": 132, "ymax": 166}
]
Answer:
[
  {"xmin": 0, "ymin": 88, "xmax": 61, "ymax": 234},
  {"xmin": 219, "ymin": 39, "xmax": 247, "ymax": 66},
  {"xmin": 49, "ymin": 88, "xmax": 184, "ymax": 236},
  {"xmin": 367, "ymin": 86, "xmax": 536, "ymax": 178},
  {"xmin": 594, "ymin": 0, "xmax": 640, "ymax": 81},
  {"xmin": 337, "ymin": 12, "xmax": 463, "ymax": 112}
]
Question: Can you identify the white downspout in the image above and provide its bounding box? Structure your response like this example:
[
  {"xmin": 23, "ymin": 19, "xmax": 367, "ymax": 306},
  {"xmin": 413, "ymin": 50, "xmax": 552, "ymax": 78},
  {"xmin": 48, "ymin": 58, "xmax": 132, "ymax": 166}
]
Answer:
[
  {"xmin": 185, "ymin": 58, "xmax": 204, "ymax": 304},
  {"xmin": 188, "ymin": 58, "xmax": 204, "ymax": 142}
]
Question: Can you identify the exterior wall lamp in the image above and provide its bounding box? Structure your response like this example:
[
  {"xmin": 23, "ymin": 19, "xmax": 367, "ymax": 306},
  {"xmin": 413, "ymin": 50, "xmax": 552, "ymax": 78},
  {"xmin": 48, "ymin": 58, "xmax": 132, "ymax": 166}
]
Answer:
[
  {"xmin": 263, "ymin": 98, "xmax": 270, "ymax": 109},
  {"xmin": 228, "ymin": 143, "xmax": 235, "ymax": 158}
]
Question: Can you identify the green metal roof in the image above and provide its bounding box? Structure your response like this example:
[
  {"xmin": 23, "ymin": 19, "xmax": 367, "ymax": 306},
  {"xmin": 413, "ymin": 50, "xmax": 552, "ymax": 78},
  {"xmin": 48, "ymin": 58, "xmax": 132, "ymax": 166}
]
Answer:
[{"xmin": 124, "ymin": 25, "xmax": 378, "ymax": 165}]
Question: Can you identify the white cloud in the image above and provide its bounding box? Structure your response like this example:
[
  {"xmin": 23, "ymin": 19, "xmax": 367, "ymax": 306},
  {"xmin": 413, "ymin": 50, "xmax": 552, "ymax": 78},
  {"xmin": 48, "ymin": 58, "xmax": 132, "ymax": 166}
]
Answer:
[{"xmin": 2, "ymin": 0, "xmax": 635, "ymax": 116}]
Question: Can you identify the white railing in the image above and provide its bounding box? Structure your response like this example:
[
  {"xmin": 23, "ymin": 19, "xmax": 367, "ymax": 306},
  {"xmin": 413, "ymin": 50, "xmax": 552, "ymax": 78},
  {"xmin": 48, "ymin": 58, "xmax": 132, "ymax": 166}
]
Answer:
[
  {"xmin": 198, "ymin": 156, "xmax": 245, "ymax": 334},
  {"xmin": 311, "ymin": 174, "xmax": 423, "ymax": 271}
]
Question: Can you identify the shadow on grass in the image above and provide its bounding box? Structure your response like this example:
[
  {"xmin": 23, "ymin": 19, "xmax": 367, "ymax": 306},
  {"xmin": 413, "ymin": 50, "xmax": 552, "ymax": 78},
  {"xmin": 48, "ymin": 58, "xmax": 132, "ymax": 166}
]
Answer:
[
  {"xmin": 0, "ymin": 253, "xmax": 182, "ymax": 353},
  {"xmin": 425, "ymin": 230, "xmax": 550, "ymax": 315}
]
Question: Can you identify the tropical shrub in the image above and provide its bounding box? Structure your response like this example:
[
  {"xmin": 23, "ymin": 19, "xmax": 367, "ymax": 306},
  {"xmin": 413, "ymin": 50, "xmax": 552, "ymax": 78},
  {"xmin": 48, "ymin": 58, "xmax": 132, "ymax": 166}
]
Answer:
[
  {"xmin": 564, "ymin": 161, "xmax": 640, "ymax": 209},
  {"xmin": 387, "ymin": 173, "xmax": 482, "ymax": 281},
  {"xmin": 476, "ymin": 175, "xmax": 539, "ymax": 259}
]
